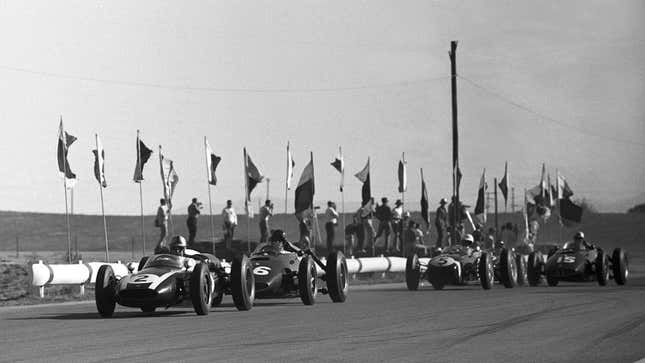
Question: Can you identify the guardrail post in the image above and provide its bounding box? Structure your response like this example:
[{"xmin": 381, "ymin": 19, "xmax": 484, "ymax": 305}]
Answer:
[
  {"xmin": 38, "ymin": 260, "xmax": 45, "ymax": 298},
  {"xmin": 380, "ymin": 255, "xmax": 387, "ymax": 279},
  {"xmin": 350, "ymin": 256, "xmax": 356, "ymax": 280},
  {"xmin": 78, "ymin": 260, "xmax": 85, "ymax": 296}
]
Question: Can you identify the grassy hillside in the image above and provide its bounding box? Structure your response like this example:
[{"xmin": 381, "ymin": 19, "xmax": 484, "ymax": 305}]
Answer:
[{"xmin": 0, "ymin": 211, "xmax": 643, "ymax": 257}]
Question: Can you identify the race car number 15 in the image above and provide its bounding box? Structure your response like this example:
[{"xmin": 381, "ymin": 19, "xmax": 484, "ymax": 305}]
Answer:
[{"xmin": 253, "ymin": 266, "xmax": 271, "ymax": 276}]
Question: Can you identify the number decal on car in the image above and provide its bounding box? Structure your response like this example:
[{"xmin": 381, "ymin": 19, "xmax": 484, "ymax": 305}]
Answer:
[
  {"xmin": 253, "ymin": 266, "xmax": 271, "ymax": 276},
  {"xmin": 563, "ymin": 256, "xmax": 575, "ymax": 263},
  {"xmin": 132, "ymin": 274, "xmax": 154, "ymax": 283}
]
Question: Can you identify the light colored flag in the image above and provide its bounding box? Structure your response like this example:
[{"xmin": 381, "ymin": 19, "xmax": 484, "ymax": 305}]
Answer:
[
  {"xmin": 57, "ymin": 118, "xmax": 77, "ymax": 188},
  {"xmin": 286, "ymin": 142, "xmax": 295, "ymax": 190},
  {"xmin": 159, "ymin": 146, "xmax": 179, "ymax": 202},
  {"xmin": 92, "ymin": 134, "xmax": 107, "ymax": 188},
  {"xmin": 556, "ymin": 173, "xmax": 574, "ymax": 199},
  {"xmin": 295, "ymin": 155, "xmax": 315, "ymax": 215},
  {"xmin": 397, "ymin": 153, "xmax": 407, "ymax": 193},
  {"xmin": 205, "ymin": 138, "xmax": 221, "ymax": 186}
]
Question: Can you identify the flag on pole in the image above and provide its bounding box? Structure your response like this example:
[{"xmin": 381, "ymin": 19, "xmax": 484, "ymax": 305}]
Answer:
[
  {"xmin": 286, "ymin": 143, "xmax": 295, "ymax": 190},
  {"xmin": 159, "ymin": 146, "xmax": 179, "ymax": 202},
  {"xmin": 330, "ymin": 148, "xmax": 344, "ymax": 192},
  {"xmin": 498, "ymin": 161, "xmax": 509, "ymax": 203},
  {"xmin": 133, "ymin": 134, "xmax": 153, "ymax": 182},
  {"xmin": 454, "ymin": 165, "xmax": 463, "ymax": 189},
  {"xmin": 295, "ymin": 155, "xmax": 315, "ymax": 215},
  {"xmin": 355, "ymin": 158, "xmax": 371, "ymax": 207},
  {"xmin": 474, "ymin": 169, "xmax": 487, "ymax": 224},
  {"xmin": 546, "ymin": 174, "xmax": 555, "ymax": 208},
  {"xmin": 57, "ymin": 119, "xmax": 77, "ymax": 188},
  {"xmin": 92, "ymin": 134, "xmax": 107, "ymax": 188},
  {"xmin": 244, "ymin": 148, "xmax": 264, "ymax": 202},
  {"xmin": 560, "ymin": 197, "xmax": 583, "ymax": 226},
  {"xmin": 420, "ymin": 169, "xmax": 429, "ymax": 227},
  {"xmin": 556, "ymin": 173, "xmax": 574, "ymax": 199},
  {"xmin": 398, "ymin": 153, "xmax": 407, "ymax": 193},
  {"xmin": 205, "ymin": 139, "xmax": 221, "ymax": 186}
]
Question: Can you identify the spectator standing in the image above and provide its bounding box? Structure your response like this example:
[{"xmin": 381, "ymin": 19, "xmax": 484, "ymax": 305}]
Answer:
[
  {"xmin": 222, "ymin": 200, "xmax": 238, "ymax": 249},
  {"xmin": 361, "ymin": 198, "xmax": 376, "ymax": 255},
  {"xmin": 298, "ymin": 209, "xmax": 313, "ymax": 248},
  {"xmin": 154, "ymin": 198, "xmax": 170, "ymax": 253},
  {"xmin": 349, "ymin": 208, "xmax": 366, "ymax": 254},
  {"xmin": 259, "ymin": 200, "xmax": 273, "ymax": 243},
  {"xmin": 434, "ymin": 198, "xmax": 448, "ymax": 247},
  {"xmin": 186, "ymin": 197, "xmax": 202, "ymax": 246},
  {"xmin": 375, "ymin": 198, "xmax": 393, "ymax": 253},
  {"xmin": 391, "ymin": 199, "xmax": 404, "ymax": 252},
  {"xmin": 325, "ymin": 201, "xmax": 339, "ymax": 252}
]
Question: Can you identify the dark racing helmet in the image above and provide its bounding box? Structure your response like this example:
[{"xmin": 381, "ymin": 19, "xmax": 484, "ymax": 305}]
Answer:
[
  {"xmin": 573, "ymin": 231, "xmax": 585, "ymax": 240},
  {"xmin": 169, "ymin": 235, "xmax": 187, "ymax": 256},
  {"xmin": 269, "ymin": 229, "xmax": 287, "ymax": 249}
]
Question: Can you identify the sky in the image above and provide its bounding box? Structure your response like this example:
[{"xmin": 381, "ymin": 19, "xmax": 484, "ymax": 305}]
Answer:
[{"xmin": 0, "ymin": 0, "xmax": 643, "ymax": 215}]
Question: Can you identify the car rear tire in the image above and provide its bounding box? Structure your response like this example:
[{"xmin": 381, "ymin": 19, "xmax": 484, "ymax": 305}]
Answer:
[
  {"xmin": 499, "ymin": 248, "xmax": 517, "ymax": 288},
  {"xmin": 546, "ymin": 275, "xmax": 559, "ymax": 286},
  {"xmin": 527, "ymin": 252, "xmax": 542, "ymax": 286},
  {"xmin": 596, "ymin": 249, "xmax": 609, "ymax": 286},
  {"xmin": 231, "ymin": 255, "xmax": 255, "ymax": 310},
  {"xmin": 326, "ymin": 251, "xmax": 349, "ymax": 303},
  {"xmin": 190, "ymin": 263, "xmax": 211, "ymax": 315},
  {"xmin": 298, "ymin": 256, "xmax": 317, "ymax": 305},
  {"xmin": 612, "ymin": 248, "xmax": 628, "ymax": 285},
  {"xmin": 405, "ymin": 254, "xmax": 421, "ymax": 291},
  {"xmin": 95, "ymin": 265, "xmax": 117, "ymax": 318},
  {"xmin": 516, "ymin": 254, "xmax": 527, "ymax": 286},
  {"xmin": 479, "ymin": 252, "xmax": 494, "ymax": 290}
]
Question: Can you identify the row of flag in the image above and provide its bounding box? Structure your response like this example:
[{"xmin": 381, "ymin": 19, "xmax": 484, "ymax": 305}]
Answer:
[{"xmin": 57, "ymin": 121, "xmax": 583, "ymax": 230}]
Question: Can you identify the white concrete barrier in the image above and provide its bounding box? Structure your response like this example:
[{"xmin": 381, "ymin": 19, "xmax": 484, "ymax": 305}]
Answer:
[{"xmin": 31, "ymin": 260, "xmax": 129, "ymax": 298}]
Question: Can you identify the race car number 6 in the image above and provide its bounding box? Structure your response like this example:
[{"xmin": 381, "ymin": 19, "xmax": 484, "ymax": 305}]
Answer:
[{"xmin": 253, "ymin": 266, "xmax": 271, "ymax": 276}]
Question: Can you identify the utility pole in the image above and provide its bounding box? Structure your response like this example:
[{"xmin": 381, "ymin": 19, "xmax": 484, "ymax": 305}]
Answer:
[{"xmin": 449, "ymin": 40, "xmax": 459, "ymax": 247}]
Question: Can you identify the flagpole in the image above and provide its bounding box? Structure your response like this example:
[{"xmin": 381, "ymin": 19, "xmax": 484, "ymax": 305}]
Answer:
[
  {"xmin": 556, "ymin": 169, "xmax": 562, "ymax": 243},
  {"xmin": 340, "ymin": 146, "xmax": 346, "ymax": 255},
  {"xmin": 60, "ymin": 117, "xmax": 73, "ymax": 263},
  {"xmin": 310, "ymin": 151, "xmax": 316, "ymax": 252},
  {"xmin": 504, "ymin": 162, "xmax": 508, "ymax": 213},
  {"xmin": 137, "ymin": 130, "xmax": 146, "ymax": 255},
  {"xmin": 204, "ymin": 137, "xmax": 215, "ymax": 255},
  {"xmin": 494, "ymin": 177, "xmax": 499, "ymax": 241},
  {"xmin": 96, "ymin": 134, "xmax": 109, "ymax": 262},
  {"xmin": 243, "ymin": 147, "xmax": 250, "ymax": 254},
  {"xmin": 284, "ymin": 142, "xmax": 289, "ymax": 232}
]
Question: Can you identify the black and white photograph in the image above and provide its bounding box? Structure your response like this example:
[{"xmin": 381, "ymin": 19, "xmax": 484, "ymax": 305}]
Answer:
[{"xmin": 0, "ymin": 1, "xmax": 644, "ymax": 362}]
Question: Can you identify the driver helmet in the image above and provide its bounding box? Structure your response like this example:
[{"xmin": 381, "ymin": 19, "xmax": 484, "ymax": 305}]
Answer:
[
  {"xmin": 463, "ymin": 234, "xmax": 474, "ymax": 247},
  {"xmin": 495, "ymin": 240, "xmax": 505, "ymax": 249},
  {"xmin": 168, "ymin": 235, "xmax": 187, "ymax": 256},
  {"xmin": 269, "ymin": 229, "xmax": 287, "ymax": 249},
  {"xmin": 573, "ymin": 231, "xmax": 585, "ymax": 240}
]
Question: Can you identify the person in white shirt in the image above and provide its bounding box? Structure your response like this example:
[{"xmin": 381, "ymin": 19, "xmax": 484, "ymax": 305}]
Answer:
[
  {"xmin": 222, "ymin": 200, "xmax": 238, "ymax": 249},
  {"xmin": 325, "ymin": 201, "xmax": 339, "ymax": 252},
  {"xmin": 258, "ymin": 200, "xmax": 273, "ymax": 243},
  {"xmin": 154, "ymin": 198, "xmax": 171, "ymax": 253}
]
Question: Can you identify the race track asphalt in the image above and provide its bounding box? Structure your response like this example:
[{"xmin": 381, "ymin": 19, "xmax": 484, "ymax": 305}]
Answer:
[{"xmin": 2, "ymin": 277, "xmax": 645, "ymax": 363}]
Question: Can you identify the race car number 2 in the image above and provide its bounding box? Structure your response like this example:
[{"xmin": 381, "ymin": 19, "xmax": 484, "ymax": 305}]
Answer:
[{"xmin": 253, "ymin": 266, "xmax": 272, "ymax": 276}]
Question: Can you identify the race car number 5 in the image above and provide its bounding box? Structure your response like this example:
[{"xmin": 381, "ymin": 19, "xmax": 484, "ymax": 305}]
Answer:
[{"xmin": 253, "ymin": 266, "xmax": 271, "ymax": 276}]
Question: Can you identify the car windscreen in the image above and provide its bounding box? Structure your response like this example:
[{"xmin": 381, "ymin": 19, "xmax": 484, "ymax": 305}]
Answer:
[
  {"xmin": 252, "ymin": 243, "xmax": 282, "ymax": 256},
  {"xmin": 144, "ymin": 254, "xmax": 184, "ymax": 269},
  {"xmin": 562, "ymin": 241, "xmax": 580, "ymax": 251},
  {"xmin": 441, "ymin": 246, "xmax": 464, "ymax": 255}
]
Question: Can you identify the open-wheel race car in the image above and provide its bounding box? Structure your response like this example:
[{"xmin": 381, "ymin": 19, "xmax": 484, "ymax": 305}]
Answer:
[
  {"xmin": 526, "ymin": 232, "xmax": 628, "ymax": 287},
  {"xmin": 250, "ymin": 230, "xmax": 349, "ymax": 305},
  {"xmin": 94, "ymin": 239, "xmax": 255, "ymax": 317}
]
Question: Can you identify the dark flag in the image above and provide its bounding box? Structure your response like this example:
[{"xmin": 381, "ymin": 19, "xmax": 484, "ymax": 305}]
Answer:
[
  {"xmin": 474, "ymin": 169, "xmax": 487, "ymax": 223},
  {"xmin": 420, "ymin": 169, "xmax": 429, "ymax": 227},
  {"xmin": 355, "ymin": 158, "xmax": 371, "ymax": 206},
  {"xmin": 498, "ymin": 161, "xmax": 509, "ymax": 203},
  {"xmin": 133, "ymin": 134, "xmax": 153, "ymax": 183},
  {"xmin": 455, "ymin": 165, "xmax": 463, "ymax": 189},
  {"xmin": 244, "ymin": 148, "xmax": 264, "ymax": 202},
  {"xmin": 330, "ymin": 147, "xmax": 344, "ymax": 192},
  {"xmin": 560, "ymin": 197, "xmax": 583, "ymax": 226},
  {"xmin": 398, "ymin": 153, "xmax": 407, "ymax": 193},
  {"xmin": 205, "ymin": 138, "xmax": 221, "ymax": 185},
  {"xmin": 57, "ymin": 119, "xmax": 77, "ymax": 186},
  {"xmin": 295, "ymin": 156, "xmax": 315, "ymax": 215},
  {"xmin": 92, "ymin": 134, "xmax": 107, "ymax": 188}
]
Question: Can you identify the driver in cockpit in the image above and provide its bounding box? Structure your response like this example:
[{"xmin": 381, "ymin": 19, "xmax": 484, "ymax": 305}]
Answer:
[
  {"xmin": 570, "ymin": 231, "xmax": 593, "ymax": 250},
  {"xmin": 269, "ymin": 229, "xmax": 303, "ymax": 255}
]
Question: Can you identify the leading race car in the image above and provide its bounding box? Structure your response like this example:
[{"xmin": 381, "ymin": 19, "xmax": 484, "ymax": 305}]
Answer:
[
  {"xmin": 250, "ymin": 230, "xmax": 349, "ymax": 305},
  {"xmin": 94, "ymin": 236, "xmax": 255, "ymax": 317},
  {"xmin": 527, "ymin": 232, "xmax": 628, "ymax": 287}
]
